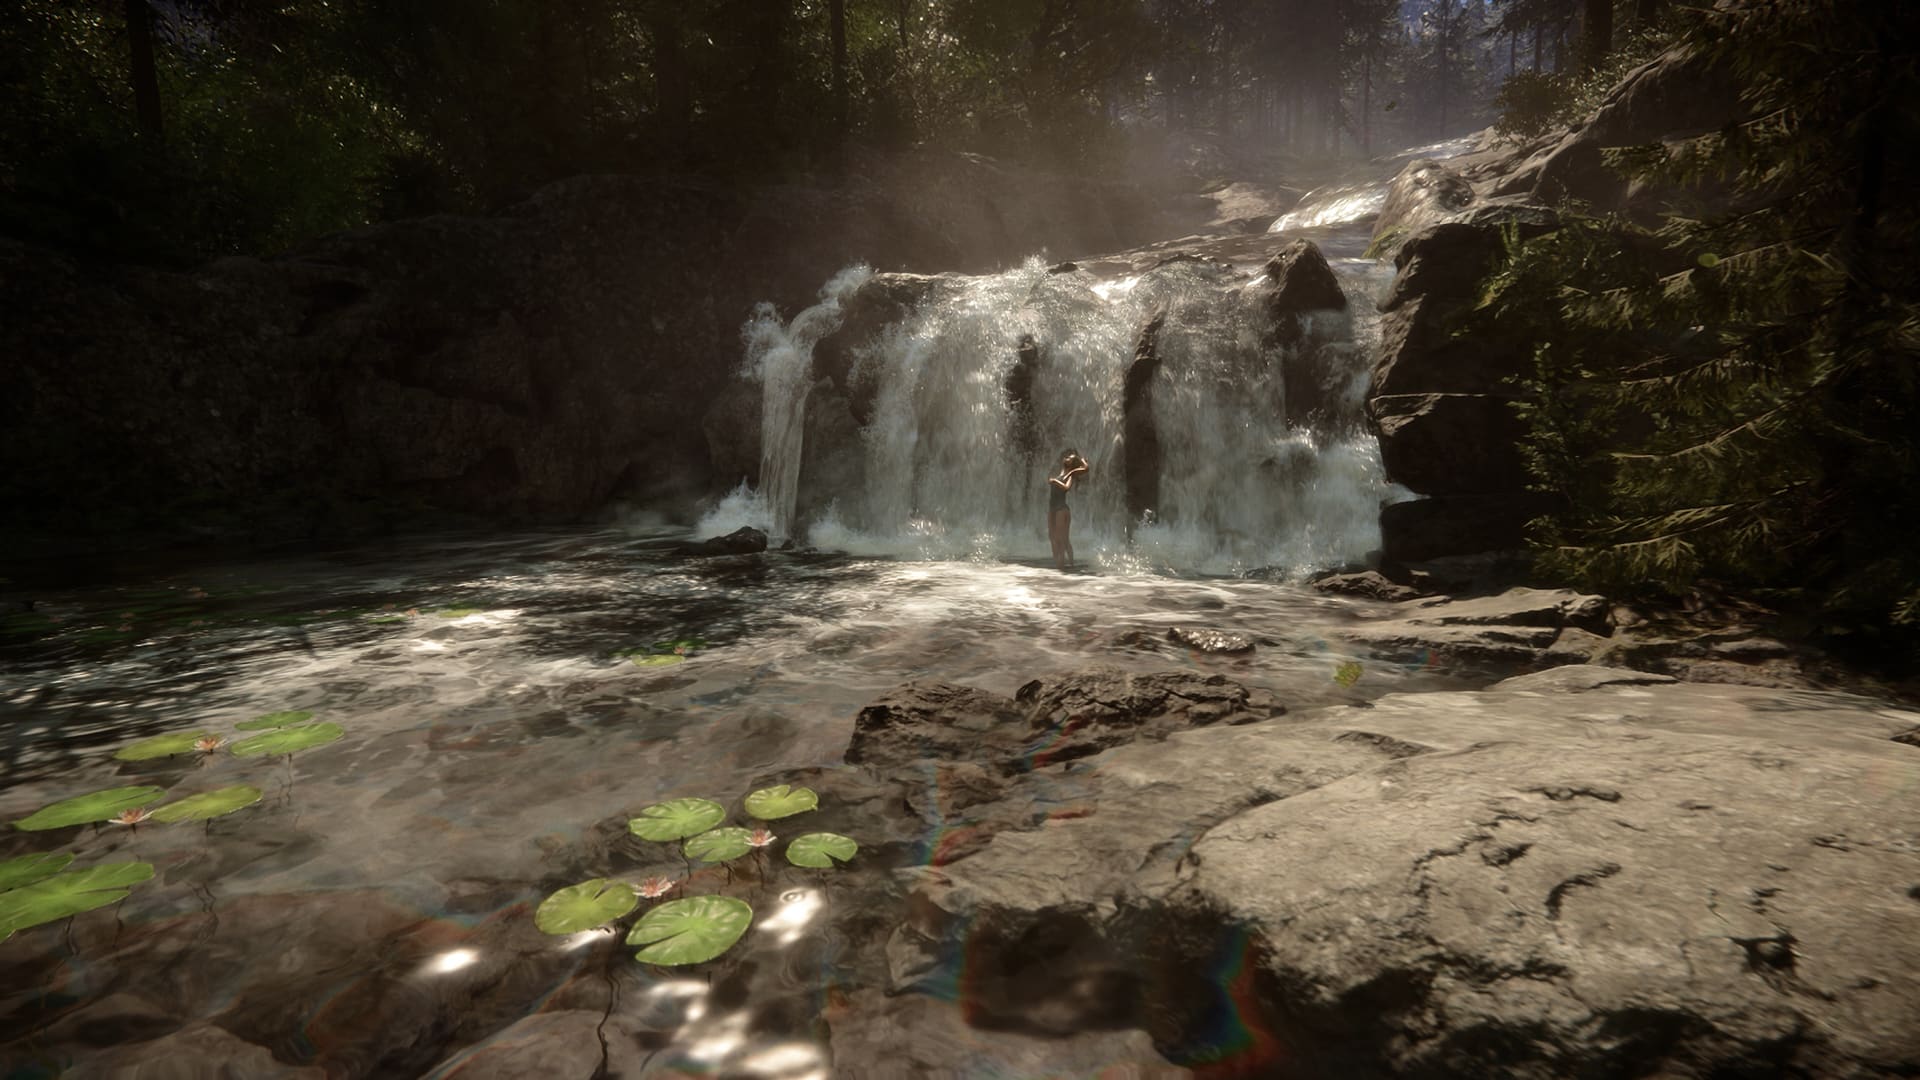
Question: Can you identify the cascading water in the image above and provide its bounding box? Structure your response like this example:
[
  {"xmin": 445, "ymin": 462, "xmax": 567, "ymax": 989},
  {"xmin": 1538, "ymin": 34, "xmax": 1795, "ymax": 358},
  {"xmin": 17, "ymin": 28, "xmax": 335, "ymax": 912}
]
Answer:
[
  {"xmin": 741, "ymin": 265, "xmax": 872, "ymax": 543},
  {"xmin": 725, "ymin": 163, "xmax": 1434, "ymax": 575}
]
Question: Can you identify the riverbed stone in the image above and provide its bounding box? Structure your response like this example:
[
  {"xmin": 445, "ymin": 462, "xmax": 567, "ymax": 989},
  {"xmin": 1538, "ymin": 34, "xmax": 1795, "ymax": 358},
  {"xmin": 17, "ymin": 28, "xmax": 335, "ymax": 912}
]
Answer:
[
  {"xmin": 1165, "ymin": 627, "xmax": 1255, "ymax": 654},
  {"xmin": 894, "ymin": 674, "xmax": 1920, "ymax": 1077}
]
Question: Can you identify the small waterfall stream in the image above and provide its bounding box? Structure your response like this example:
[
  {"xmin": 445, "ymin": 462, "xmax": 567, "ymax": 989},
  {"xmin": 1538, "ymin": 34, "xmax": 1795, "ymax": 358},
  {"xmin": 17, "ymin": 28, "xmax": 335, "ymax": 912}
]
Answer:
[{"xmin": 729, "ymin": 159, "xmax": 1431, "ymax": 575}]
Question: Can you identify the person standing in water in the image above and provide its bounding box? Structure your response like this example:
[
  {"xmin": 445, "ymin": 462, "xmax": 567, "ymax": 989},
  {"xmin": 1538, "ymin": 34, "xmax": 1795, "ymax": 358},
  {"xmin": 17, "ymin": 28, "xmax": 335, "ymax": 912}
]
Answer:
[{"xmin": 1048, "ymin": 450, "xmax": 1090, "ymax": 570}]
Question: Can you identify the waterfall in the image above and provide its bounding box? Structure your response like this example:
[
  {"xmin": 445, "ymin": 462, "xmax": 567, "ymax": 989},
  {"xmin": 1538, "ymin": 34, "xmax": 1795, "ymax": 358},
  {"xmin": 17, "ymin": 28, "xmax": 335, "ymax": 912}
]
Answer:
[
  {"xmin": 743, "ymin": 253, "xmax": 1405, "ymax": 576},
  {"xmin": 722, "ymin": 150, "xmax": 1443, "ymax": 575},
  {"xmin": 744, "ymin": 265, "xmax": 871, "ymax": 543}
]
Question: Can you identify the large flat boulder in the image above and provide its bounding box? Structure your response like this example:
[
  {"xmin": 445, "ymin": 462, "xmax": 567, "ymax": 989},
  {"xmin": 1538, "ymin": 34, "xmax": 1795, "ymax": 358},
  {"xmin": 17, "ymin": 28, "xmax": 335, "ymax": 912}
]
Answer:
[{"xmin": 901, "ymin": 673, "xmax": 1920, "ymax": 1077}]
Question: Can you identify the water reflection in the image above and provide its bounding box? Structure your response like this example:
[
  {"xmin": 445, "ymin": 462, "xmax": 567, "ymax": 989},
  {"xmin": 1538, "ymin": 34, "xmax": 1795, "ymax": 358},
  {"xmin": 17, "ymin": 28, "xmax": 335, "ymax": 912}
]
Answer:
[
  {"xmin": 423, "ymin": 948, "xmax": 479, "ymax": 976},
  {"xmin": 756, "ymin": 888, "xmax": 823, "ymax": 946}
]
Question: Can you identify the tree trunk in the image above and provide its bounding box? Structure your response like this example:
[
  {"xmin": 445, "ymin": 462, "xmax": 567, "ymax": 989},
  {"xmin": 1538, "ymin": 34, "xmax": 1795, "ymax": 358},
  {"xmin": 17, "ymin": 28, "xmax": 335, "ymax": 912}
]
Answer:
[
  {"xmin": 1361, "ymin": 49, "xmax": 1372, "ymax": 156},
  {"xmin": 650, "ymin": 17, "xmax": 691, "ymax": 161},
  {"xmin": 830, "ymin": 0, "xmax": 848, "ymax": 142},
  {"xmin": 1583, "ymin": 0, "xmax": 1613, "ymax": 70},
  {"xmin": 125, "ymin": 0, "xmax": 162, "ymax": 140}
]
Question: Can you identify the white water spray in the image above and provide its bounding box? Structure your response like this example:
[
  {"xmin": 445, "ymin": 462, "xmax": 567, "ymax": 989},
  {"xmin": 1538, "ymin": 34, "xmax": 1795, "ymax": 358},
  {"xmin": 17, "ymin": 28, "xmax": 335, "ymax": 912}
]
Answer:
[{"xmin": 743, "ymin": 265, "xmax": 872, "ymax": 543}]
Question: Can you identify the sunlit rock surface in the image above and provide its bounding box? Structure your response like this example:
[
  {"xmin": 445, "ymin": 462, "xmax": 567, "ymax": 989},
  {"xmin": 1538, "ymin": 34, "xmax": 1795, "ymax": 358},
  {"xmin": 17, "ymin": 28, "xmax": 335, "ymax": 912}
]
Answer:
[{"xmin": 891, "ymin": 668, "xmax": 1920, "ymax": 1077}]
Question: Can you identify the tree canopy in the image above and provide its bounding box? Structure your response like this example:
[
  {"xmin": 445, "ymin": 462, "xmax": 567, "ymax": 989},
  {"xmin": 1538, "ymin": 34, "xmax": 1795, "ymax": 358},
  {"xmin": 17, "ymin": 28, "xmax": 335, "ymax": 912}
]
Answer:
[{"xmin": 2, "ymin": 0, "xmax": 1603, "ymax": 261}]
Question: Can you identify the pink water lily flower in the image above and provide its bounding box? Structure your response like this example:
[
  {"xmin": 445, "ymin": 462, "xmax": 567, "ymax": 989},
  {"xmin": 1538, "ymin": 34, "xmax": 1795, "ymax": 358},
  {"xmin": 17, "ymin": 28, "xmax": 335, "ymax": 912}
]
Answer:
[
  {"xmin": 747, "ymin": 828, "xmax": 776, "ymax": 849},
  {"xmin": 111, "ymin": 807, "xmax": 153, "ymax": 826},
  {"xmin": 637, "ymin": 876, "xmax": 677, "ymax": 899},
  {"xmin": 195, "ymin": 736, "xmax": 224, "ymax": 752}
]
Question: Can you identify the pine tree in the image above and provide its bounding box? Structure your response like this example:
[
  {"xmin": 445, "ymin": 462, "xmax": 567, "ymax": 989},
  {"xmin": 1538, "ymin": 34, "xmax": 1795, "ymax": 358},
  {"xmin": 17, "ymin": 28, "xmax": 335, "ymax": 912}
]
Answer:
[{"xmin": 1478, "ymin": 0, "xmax": 1920, "ymax": 658}]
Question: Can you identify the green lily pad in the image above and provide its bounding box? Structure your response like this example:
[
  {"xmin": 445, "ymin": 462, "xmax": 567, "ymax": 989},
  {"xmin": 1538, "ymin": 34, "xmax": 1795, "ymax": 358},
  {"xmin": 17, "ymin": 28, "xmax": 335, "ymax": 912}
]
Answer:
[
  {"xmin": 0, "ymin": 862, "xmax": 155, "ymax": 942},
  {"xmin": 113, "ymin": 731, "xmax": 216, "ymax": 762},
  {"xmin": 744, "ymin": 784, "xmax": 818, "ymax": 820},
  {"xmin": 683, "ymin": 826, "xmax": 753, "ymax": 863},
  {"xmin": 535, "ymin": 878, "xmax": 641, "ymax": 935},
  {"xmin": 625, "ymin": 895, "xmax": 753, "ymax": 965},
  {"xmin": 13, "ymin": 787, "xmax": 166, "ymax": 831},
  {"xmin": 630, "ymin": 653, "xmax": 685, "ymax": 668},
  {"xmin": 150, "ymin": 785, "xmax": 264, "ymax": 823},
  {"xmin": 785, "ymin": 832, "xmax": 859, "ymax": 868},
  {"xmin": 236, "ymin": 710, "xmax": 313, "ymax": 731},
  {"xmin": 0, "ymin": 852, "xmax": 74, "ymax": 891},
  {"xmin": 628, "ymin": 798, "xmax": 725, "ymax": 842},
  {"xmin": 652, "ymin": 637, "xmax": 709, "ymax": 654},
  {"xmin": 229, "ymin": 722, "xmax": 343, "ymax": 757}
]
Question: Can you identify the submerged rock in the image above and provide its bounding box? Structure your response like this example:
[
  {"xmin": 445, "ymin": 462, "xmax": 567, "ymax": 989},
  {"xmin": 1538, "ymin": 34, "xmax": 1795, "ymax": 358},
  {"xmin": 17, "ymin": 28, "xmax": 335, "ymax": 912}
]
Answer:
[
  {"xmin": 1165, "ymin": 627, "xmax": 1255, "ymax": 654},
  {"xmin": 672, "ymin": 525, "xmax": 767, "ymax": 557}
]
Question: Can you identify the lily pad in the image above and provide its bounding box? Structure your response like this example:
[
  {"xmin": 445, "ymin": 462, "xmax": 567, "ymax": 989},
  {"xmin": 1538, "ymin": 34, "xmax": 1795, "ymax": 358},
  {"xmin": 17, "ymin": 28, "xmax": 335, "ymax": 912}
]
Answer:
[
  {"xmin": 628, "ymin": 798, "xmax": 725, "ymax": 842},
  {"xmin": 785, "ymin": 832, "xmax": 859, "ymax": 868},
  {"xmin": 683, "ymin": 827, "xmax": 753, "ymax": 863},
  {"xmin": 229, "ymin": 722, "xmax": 343, "ymax": 757},
  {"xmin": 151, "ymin": 785, "xmax": 264, "ymax": 823},
  {"xmin": 630, "ymin": 653, "xmax": 685, "ymax": 668},
  {"xmin": 744, "ymin": 784, "xmax": 818, "ymax": 821},
  {"xmin": 114, "ymin": 731, "xmax": 216, "ymax": 762},
  {"xmin": 0, "ymin": 852, "xmax": 74, "ymax": 891},
  {"xmin": 625, "ymin": 895, "xmax": 752, "ymax": 965},
  {"xmin": 652, "ymin": 637, "xmax": 709, "ymax": 654},
  {"xmin": 0, "ymin": 862, "xmax": 155, "ymax": 942},
  {"xmin": 235, "ymin": 710, "xmax": 313, "ymax": 731},
  {"xmin": 437, "ymin": 608, "xmax": 482, "ymax": 618},
  {"xmin": 13, "ymin": 787, "xmax": 166, "ymax": 831},
  {"xmin": 535, "ymin": 878, "xmax": 640, "ymax": 935}
]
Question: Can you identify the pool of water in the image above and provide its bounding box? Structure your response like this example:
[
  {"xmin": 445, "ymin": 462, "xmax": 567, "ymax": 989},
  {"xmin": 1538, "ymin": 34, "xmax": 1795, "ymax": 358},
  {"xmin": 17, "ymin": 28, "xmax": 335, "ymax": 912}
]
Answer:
[{"xmin": 0, "ymin": 526, "xmax": 1478, "ymax": 1076}]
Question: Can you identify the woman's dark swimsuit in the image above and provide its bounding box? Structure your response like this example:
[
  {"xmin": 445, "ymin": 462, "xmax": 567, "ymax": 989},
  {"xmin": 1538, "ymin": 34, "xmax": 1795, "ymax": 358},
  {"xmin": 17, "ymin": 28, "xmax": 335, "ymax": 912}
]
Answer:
[{"xmin": 1049, "ymin": 478, "xmax": 1069, "ymax": 512}]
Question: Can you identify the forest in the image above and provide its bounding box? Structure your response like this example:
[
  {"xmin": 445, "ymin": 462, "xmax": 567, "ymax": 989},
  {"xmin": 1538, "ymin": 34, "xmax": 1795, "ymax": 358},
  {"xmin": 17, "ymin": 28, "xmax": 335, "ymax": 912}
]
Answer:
[{"xmin": 6, "ymin": 0, "xmax": 1651, "ymax": 262}]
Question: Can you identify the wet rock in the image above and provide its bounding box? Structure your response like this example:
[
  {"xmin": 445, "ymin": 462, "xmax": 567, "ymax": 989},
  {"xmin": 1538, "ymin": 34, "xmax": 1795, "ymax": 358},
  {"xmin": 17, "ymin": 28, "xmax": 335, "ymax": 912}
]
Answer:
[
  {"xmin": 1489, "ymin": 663, "xmax": 1678, "ymax": 693},
  {"xmin": 809, "ymin": 272, "xmax": 941, "ymax": 425},
  {"xmin": 1122, "ymin": 310, "xmax": 1167, "ymax": 529},
  {"xmin": 1309, "ymin": 568, "xmax": 1436, "ymax": 603},
  {"xmin": 61, "ymin": 1022, "xmax": 327, "ymax": 1079},
  {"xmin": 1373, "ymin": 158, "xmax": 1477, "ymax": 247},
  {"xmin": 1015, "ymin": 668, "xmax": 1285, "ymax": 764},
  {"xmin": 673, "ymin": 526, "xmax": 767, "ymax": 557},
  {"xmin": 430, "ymin": 1010, "xmax": 605, "ymax": 1079},
  {"xmin": 1261, "ymin": 239, "xmax": 1347, "ymax": 322},
  {"xmin": 1165, "ymin": 627, "xmax": 1255, "ymax": 654},
  {"xmin": 1370, "ymin": 393, "xmax": 1530, "ymax": 495},
  {"xmin": 845, "ymin": 681, "xmax": 1026, "ymax": 770},
  {"xmin": 1335, "ymin": 587, "xmax": 1613, "ymax": 671},
  {"xmin": 826, "ymin": 990, "xmax": 1190, "ymax": 1080}
]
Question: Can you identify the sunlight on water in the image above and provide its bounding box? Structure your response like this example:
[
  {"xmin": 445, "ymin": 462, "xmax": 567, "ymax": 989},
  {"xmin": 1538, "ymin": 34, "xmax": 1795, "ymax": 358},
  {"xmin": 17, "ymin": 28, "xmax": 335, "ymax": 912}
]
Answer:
[{"xmin": 1270, "ymin": 182, "xmax": 1389, "ymax": 231}]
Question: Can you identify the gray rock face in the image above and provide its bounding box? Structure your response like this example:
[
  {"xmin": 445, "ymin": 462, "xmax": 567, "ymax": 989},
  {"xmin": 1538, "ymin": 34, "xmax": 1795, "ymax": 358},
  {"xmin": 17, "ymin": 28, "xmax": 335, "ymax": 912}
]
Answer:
[
  {"xmin": 899, "ymin": 670, "xmax": 1920, "ymax": 1078},
  {"xmin": 1374, "ymin": 158, "xmax": 1478, "ymax": 244},
  {"xmin": 1370, "ymin": 393, "xmax": 1530, "ymax": 496}
]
